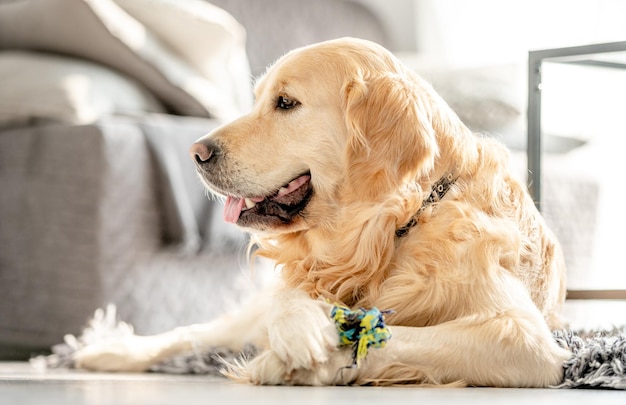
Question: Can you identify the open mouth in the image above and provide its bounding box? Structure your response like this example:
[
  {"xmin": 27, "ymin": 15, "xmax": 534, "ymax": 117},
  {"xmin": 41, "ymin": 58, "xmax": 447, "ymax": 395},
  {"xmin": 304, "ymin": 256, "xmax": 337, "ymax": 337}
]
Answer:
[{"xmin": 223, "ymin": 172, "xmax": 313, "ymax": 228}]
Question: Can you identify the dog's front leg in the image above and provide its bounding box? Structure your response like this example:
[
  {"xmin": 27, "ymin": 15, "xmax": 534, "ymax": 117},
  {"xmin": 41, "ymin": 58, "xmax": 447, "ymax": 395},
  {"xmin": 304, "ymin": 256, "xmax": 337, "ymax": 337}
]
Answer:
[
  {"xmin": 250, "ymin": 309, "xmax": 571, "ymax": 387},
  {"xmin": 74, "ymin": 292, "xmax": 273, "ymax": 372},
  {"xmin": 357, "ymin": 310, "xmax": 571, "ymax": 387}
]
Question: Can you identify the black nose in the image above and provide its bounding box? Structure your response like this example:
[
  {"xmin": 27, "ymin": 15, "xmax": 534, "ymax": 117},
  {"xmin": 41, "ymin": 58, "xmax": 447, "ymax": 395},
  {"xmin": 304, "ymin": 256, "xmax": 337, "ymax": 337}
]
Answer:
[{"xmin": 190, "ymin": 141, "xmax": 219, "ymax": 166}]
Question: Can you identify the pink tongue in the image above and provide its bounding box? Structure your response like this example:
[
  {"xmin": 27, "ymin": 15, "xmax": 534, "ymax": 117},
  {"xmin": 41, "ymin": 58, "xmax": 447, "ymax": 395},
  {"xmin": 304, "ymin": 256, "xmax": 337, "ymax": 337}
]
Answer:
[
  {"xmin": 224, "ymin": 196, "xmax": 245, "ymax": 223},
  {"xmin": 223, "ymin": 175, "xmax": 311, "ymax": 224}
]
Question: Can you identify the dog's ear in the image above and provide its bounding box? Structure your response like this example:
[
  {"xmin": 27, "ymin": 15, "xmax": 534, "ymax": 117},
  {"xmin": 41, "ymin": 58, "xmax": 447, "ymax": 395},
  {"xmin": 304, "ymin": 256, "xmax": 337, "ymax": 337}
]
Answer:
[{"xmin": 342, "ymin": 71, "xmax": 439, "ymax": 200}]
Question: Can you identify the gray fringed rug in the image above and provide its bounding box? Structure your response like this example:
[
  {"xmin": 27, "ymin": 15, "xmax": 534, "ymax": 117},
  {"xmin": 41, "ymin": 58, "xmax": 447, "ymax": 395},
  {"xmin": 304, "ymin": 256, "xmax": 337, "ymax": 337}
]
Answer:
[
  {"xmin": 31, "ymin": 305, "xmax": 626, "ymax": 389},
  {"xmin": 553, "ymin": 328, "xmax": 626, "ymax": 389}
]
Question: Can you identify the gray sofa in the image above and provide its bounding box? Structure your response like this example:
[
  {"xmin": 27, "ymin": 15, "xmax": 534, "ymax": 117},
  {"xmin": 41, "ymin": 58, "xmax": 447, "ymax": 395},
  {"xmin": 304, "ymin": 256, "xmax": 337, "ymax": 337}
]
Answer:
[{"xmin": 0, "ymin": 0, "xmax": 387, "ymax": 359}]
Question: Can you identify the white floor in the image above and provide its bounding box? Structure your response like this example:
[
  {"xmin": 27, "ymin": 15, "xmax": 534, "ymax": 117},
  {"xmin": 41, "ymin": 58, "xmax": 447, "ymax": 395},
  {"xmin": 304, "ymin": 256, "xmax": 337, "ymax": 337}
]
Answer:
[{"xmin": 0, "ymin": 362, "xmax": 624, "ymax": 405}]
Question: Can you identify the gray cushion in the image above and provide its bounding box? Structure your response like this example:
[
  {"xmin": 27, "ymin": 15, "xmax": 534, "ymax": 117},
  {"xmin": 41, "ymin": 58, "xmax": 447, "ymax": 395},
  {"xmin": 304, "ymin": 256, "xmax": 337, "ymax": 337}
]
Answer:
[
  {"xmin": 0, "ymin": 51, "xmax": 166, "ymax": 127},
  {"xmin": 211, "ymin": 0, "xmax": 389, "ymax": 77}
]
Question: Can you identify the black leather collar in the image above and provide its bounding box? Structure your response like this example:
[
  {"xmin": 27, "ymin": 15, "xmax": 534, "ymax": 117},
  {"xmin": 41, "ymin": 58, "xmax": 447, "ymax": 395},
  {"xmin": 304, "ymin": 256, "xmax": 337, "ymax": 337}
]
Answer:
[{"xmin": 395, "ymin": 172, "xmax": 457, "ymax": 239}]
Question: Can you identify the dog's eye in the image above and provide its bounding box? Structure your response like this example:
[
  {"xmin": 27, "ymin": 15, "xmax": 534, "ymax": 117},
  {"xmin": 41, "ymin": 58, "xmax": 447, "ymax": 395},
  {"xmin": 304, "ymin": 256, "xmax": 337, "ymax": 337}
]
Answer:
[{"xmin": 277, "ymin": 96, "xmax": 298, "ymax": 110}]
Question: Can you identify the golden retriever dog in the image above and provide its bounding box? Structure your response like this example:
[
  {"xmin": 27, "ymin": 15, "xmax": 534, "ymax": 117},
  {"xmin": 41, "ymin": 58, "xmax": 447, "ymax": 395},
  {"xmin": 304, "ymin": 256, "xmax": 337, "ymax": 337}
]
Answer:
[{"xmin": 75, "ymin": 38, "xmax": 571, "ymax": 387}]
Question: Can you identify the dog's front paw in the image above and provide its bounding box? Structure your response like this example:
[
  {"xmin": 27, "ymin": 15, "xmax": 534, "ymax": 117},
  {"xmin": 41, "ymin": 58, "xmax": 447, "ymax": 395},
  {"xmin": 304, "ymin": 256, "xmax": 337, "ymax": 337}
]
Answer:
[
  {"xmin": 267, "ymin": 291, "xmax": 339, "ymax": 372},
  {"xmin": 246, "ymin": 350, "xmax": 290, "ymax": 385},
  {"xmin": 74, "ymin": 336, "xmax": 161, "ymax": 372},
  {"xmin": 248, "ymin": 350, "xmax": 327, "ymax": 385},
  {"xmin": 246, "ymin": 348, "xmax": 357, "ymax": 386}
]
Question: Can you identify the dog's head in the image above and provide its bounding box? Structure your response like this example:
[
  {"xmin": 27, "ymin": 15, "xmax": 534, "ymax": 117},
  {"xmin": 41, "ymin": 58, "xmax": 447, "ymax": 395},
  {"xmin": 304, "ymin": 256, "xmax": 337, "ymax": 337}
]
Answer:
[{"xmin": 191, "ymin": 38, "xmax": 453, "ymax": 233}]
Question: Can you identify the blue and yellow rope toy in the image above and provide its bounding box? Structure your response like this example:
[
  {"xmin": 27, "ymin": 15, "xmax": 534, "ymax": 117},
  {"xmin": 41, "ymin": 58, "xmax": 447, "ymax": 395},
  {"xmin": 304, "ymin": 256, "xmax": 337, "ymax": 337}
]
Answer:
[{"xmin": 331, "ymin": 304, "xmax": 393, "ymax": 368}]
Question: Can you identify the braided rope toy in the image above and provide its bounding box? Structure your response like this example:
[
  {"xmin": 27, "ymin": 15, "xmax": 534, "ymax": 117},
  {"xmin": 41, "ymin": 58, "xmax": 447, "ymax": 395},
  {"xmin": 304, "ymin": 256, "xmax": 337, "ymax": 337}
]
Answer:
[{"xmin": 331, "ymin": 304, "xmax": 393, "ymax": 368}]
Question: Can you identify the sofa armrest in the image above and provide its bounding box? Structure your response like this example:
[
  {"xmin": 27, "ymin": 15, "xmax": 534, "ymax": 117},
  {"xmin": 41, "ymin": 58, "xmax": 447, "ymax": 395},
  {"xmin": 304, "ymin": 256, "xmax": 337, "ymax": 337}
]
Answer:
[{"xmin": 0, "ymin": 120, "xmax": 164, "ymax": 347}]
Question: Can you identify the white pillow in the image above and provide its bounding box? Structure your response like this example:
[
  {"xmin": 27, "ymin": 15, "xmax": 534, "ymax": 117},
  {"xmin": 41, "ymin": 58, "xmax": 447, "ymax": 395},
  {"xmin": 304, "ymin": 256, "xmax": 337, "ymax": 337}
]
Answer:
[
  {"xmin": 0, "ymin": 0, "xmax": 251, "ymax": 120},
  {"xmin": 0, "ymin": 51, "xmax": 166, "ymax": 127},
  {"xmin": 114, "ymin": 0, "xmax": 253, "ymax": 119}
]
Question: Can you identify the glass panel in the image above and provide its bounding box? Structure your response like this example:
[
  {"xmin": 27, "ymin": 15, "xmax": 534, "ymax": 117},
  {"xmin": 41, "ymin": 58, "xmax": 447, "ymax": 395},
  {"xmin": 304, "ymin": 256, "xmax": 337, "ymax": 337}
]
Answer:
[{"xmin": 539, "ymin": 61, "xmax": 626, "ymax": 291}]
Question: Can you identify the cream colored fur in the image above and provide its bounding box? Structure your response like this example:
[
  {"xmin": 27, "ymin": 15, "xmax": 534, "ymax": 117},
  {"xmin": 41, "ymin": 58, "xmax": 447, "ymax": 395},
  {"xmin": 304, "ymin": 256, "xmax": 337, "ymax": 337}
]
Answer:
[{"xmin": 74, "ymin": 38, "xmax": 570, "ymax": 387}]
